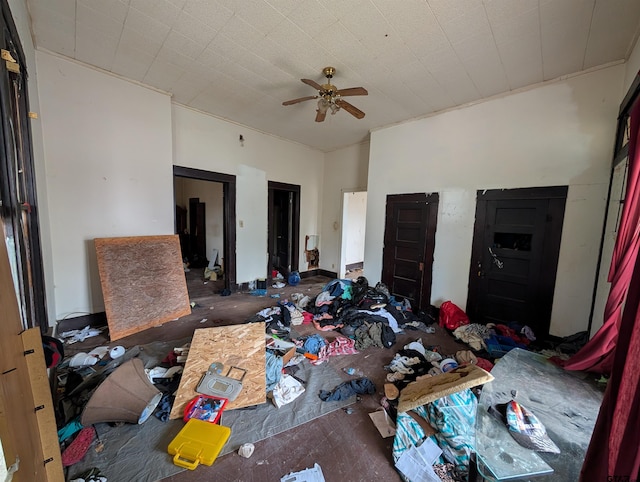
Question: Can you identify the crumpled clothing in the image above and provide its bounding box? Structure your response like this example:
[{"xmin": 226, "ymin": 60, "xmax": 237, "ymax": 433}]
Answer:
[
  {"xmin": 388, "ymin": 354, "xmax": 422, "ymax": 374},
  {"xmin": 318, "ymin": 377, "xmax": 376, "ymax": 401},
  {"xmin": 311, "ymin": 336, "xmax": 359, "ymax": 365},
  {"xmin": 300, "ymin": 334, "xmax": 327, "ymax": 355},
  {"xmin": 265, "ymin": 350, "xmax": 283, "ymax": 392},
  {"xmin": 360, "ymin": 308, "xmax": 401, "ymax": 333},
  {"xmin": 315, "ymin": 291, "xmax": 335, "ymax": 306},
  {"xmin": 58, "ymin": 417, "xmax": 83, "ymax": 442},
  {"xmin": 521, "ymin": 325, "xmax": 536, "ymax": 341},
  {"xmin": 476, "ymin": 357, "xmax": 494, "ymax": 371},
  {"xmin": 404, "ymin": 339, "xmax": 426, "ymax": 356},
  {"xmin": 154, "ymin": 393, "xmax": 174, "ymax": 422},
  {"xmin": 426, "ymin": 389, "xmax": 477, "ymax": 473},
  {"xmin": 455, "ymin": 350, "xmax": 477, "ymax": 366},
  {"xmin": 453, "ymin": 324, "xmax": 491, "ymax": 351},
  {"xmin": 355, "ymin": 322, "xmax": 384, "ymax": 350},
  {"xmin": 494, "ymin": 324, "xmax": 530, "ymax": 346},
  {"xmin": 433, "ymin": 462, "xmax": 459, "ymax": 482},
  {"xmin": 321, "ymin": 279, "xmax": 353, "ymax": 299}
]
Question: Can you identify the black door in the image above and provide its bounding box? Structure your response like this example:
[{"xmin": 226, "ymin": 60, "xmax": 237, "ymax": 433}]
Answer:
[
  {"xmin": 268, "ymin": 182, "xmax": 300, "ymax": 278},
  {"xmin": 467, "ymin": 187, "xmax": 567, "ymax": 337},
  {"xmin": 381, "ymin": 193, "xmax": 438, "ymax": 310}
]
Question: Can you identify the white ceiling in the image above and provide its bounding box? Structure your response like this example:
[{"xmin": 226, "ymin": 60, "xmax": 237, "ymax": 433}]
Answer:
[{"xmin": 25, "ymin": 0, "xmax": 640, "ymax": 152}]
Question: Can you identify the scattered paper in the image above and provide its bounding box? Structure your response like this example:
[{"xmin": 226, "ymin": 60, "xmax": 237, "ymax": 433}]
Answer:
[
  {"xmin": 395, "ymin": 438, "xmax": 442, "ymax": 482},
  {"xmin": 272, "ymin": 374, "xmax": 305, "ymax": 408},
  {"xmin": 369, "ymin": 410, "xmax": 396, "ymax": 438},
  {"xmin": 281, "ymin": 463, "xmax": 325, "ymax": 482}
]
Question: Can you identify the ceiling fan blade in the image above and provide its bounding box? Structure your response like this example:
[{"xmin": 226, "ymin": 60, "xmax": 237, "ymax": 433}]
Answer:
[
  {"xmin": 315, "ymin": 109, "xmax": 327, "ymax": 122},
  {"xmin": 336, "ymin": 87, "xmax": 368, "ymax": 97},
  {"xmin": 282, "ymin": 95, "xmax": 318, "ymax": 106},
  {"xmin": 336, "ymin": 99, "xmax": 365, "ymax": 119},
  {"xmin": 301, "ymin": 78, "xmax": 323, "ymax": 90}
]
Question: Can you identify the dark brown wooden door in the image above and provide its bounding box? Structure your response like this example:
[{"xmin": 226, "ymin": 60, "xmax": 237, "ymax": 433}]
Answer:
[
  {"xmin": 467, "ymin": 187, "xmax": 567, "ymax": 337},
  {"xmin": 382, "ymin": 193, "xmax": 438, "ymax": 310}
]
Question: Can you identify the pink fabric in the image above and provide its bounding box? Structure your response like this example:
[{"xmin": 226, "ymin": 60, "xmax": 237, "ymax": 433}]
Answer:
[
  {"xmin": 563, "ymin": 99, "xmax": 640, "ymax": 374},
  {"xmin": 61, "ymin": 426, "xmax": 96, "ymax": 466},
  {"xmin": 579, "ymin": 227, "xmax": 640, "ymax": 480},
  {"xmin": 311, "ymin": 336, "xmax": 359, "ymax": 365}
]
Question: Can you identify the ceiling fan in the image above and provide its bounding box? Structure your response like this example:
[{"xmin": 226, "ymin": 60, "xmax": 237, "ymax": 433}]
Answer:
[{"xmin": 282, "ymin": 66, "xmax": 368, "ymax": 122}]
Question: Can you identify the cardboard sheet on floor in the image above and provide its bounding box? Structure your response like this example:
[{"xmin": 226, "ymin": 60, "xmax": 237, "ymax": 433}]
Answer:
[
  {"xmin": 397, "ymin": 364, "xmax": 494, "ymax": 413},
  {"xmin": 169, "ymin": 323, "xmax": 266, "ymax": 419},
  {"xmin": 95, "ymin": 235, "xmax": 191, "ymax": 341}
]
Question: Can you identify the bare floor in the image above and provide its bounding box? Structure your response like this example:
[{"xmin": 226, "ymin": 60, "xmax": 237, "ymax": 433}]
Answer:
[{"xmin": 61, "ymin": 273, "xmax": 469, "ymax": 482}]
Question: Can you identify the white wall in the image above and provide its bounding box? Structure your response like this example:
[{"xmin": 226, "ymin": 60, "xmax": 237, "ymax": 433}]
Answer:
[
  {"xmin": 176, "ymin": 178, "xmax": 224, "ymax": 266},
  {"xmin": 172, "ymin": 105, "xmax": 325, "ymax": 283},
  {"xmin": 367, "ymin": 65, "xmax": 624, "ymax": 337},
  {"xmin": 8, "ymin": 0, "xmax": 57, "ymax": 325},
  {"xmin": 343, "ymin": 191, "xmax": 367, "ymax": 266},
  {"xmin": 37, "ymin": 51, "xmax": 174, "ymax": 320},
  {"xmin": 624, "ymin": 37, "xmax": 640, "ymax": 93},
  {"xmin": 320, "ymin": 142, "xmax": 369, "ymax": 274}
]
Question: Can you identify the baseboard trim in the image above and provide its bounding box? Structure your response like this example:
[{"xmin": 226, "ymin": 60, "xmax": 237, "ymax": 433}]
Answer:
[{"xmin": 56, "ymin": 312, "xmax": 107, "ymax": 334}]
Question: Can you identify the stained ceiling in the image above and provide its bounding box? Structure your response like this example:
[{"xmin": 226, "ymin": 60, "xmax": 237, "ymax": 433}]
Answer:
[{"xmin": 25, "ymin": 0, "xmax": 640, "ymax": 152}]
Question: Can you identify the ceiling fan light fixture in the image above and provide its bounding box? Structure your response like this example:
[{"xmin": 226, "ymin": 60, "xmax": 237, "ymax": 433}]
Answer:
[
  {"xmin": 283, "ymin": 67, "xmax": 367, "ymax": 122},
  {"xmin": 317, "ymin": 98, "xmax": 330, "ymax": 114}
]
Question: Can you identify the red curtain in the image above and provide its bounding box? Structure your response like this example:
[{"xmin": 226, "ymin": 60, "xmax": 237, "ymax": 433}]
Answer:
[
  {"xmin": 579, "ymin": 220, "xmax": 640, "ymax": 480},
  {"xmin": 562, "ymin": 99, "xmax": 640, "ymax": 373}
]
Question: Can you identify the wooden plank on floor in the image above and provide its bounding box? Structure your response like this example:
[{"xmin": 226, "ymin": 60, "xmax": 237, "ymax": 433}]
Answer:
[
  {"xmin": 169, "ymin": 323, "xmax": 266, "ymax": 419},
  {"xmin": 94, "ymin": 235, "xmax": 191, "ymax": 341}
]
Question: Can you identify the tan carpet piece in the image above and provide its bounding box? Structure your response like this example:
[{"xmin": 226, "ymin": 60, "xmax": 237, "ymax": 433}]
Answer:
[{"xmin": 398, "ymin": 364, "xmax": 494, "ymax": 413}]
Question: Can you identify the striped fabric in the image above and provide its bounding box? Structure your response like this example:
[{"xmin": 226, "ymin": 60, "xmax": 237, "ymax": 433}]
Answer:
[{"xmin": 392, "ymin": 389, "xmax": 478, "ymax": 478}]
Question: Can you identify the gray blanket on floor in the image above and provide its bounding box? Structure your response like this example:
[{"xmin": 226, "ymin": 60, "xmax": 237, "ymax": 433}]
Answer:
[{"xmin": 66, "ymin": 338, "xmax": 352, "ymax": 482}]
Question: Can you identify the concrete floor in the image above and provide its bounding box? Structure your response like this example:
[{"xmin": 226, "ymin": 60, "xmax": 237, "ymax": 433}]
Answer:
[{"xmin": 60, "ymin": 272, "xmax": 469, "ymax": 482}]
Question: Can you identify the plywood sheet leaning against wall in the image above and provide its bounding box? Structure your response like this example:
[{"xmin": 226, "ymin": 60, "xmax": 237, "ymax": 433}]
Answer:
[
  {"xmin": 170, "ymin": 323, "xmax": 266, "ymax": 419},
  {"xmin": 95, "ymin": 235, "xmax": 191, "ymax": 341}
]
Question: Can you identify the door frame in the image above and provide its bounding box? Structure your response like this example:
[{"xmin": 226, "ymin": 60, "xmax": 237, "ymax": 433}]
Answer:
[
  {"xmin": 339, "ymin": 188, "xmax": 367, "ymax": 278},
  {"xmin": 0, "ymin": 0, "xmax": 47, "ymax": 330},
  {"xmin": 267, "ymin": 181, "xmax": 300, "ymax": 277},
  {"xmin": 466, "ymin": 186, "xmax": 567, "ymax": 334},
  {"xmin": 173, "ymin": 166, "xmax": 236, "ymax": 290},
  {"xmin": 381, "ymin": 192, "xmax": 439, "ymax": 310}
]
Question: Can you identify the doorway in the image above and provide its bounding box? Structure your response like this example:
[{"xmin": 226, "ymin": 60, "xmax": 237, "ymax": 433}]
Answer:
[
  {"xmin": 173, "ymin": 166, "xmax": 236, "ymax": 293},
  {"xmin": 341, "ymin": 191, "xmax": 367, "ymax": 279},
  {"xmin": 381, "ymin": 193, "xmax": 439, "ymax": 311},
  {"xmin": 268, "ymin": 181, "xmax": 300, "ymax": 278},
  {"xmin": 466, "ymin": 186, "xmax": 567, "ymax": 337}
]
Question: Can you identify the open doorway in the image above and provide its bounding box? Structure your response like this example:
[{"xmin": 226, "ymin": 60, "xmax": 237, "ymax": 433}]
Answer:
[
  {"xmin": 341, "ymin": 191, "xmax": 367, "ymax": 279},
  {"xmin": 173, "ymin": 167, "xmax": 236, "ymax": 296},
  {"xmin": 268, "ymin": 181, "xmax": 300, "ymax": 279}
]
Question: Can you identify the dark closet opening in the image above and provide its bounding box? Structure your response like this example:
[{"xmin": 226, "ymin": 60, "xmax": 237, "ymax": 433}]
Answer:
[{"xmin": 268, "ymin": 181, "xmax": 300, "ymax": 279}]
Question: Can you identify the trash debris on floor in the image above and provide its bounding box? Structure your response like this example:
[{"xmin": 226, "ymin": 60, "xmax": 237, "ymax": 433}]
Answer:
[
  {"xmin": 50, "ymin": 273, "xmax": 600, "ymax": 481},
  {"xmin": 281, "ymin": 463, "xmax": 325, "ymax": 482}
]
